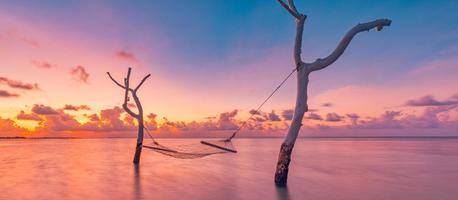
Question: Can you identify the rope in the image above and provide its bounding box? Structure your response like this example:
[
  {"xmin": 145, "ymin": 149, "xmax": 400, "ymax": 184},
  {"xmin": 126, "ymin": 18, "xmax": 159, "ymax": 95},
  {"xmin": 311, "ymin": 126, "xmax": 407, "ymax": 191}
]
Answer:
[
  {"xmin": 226, "ymin": 67, "xmax": 298, "ymax": 141},
  {"xmin": 143, "ymin": 125, "xmax": 158, "ymax": 144}
]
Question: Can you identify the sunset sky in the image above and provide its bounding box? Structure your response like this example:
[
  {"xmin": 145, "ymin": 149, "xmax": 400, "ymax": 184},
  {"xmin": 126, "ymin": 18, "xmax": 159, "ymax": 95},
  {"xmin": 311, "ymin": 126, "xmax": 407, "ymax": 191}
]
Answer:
[{"xmin": 1, "ymin": 0, "xmax": 457, "ymax": 137}]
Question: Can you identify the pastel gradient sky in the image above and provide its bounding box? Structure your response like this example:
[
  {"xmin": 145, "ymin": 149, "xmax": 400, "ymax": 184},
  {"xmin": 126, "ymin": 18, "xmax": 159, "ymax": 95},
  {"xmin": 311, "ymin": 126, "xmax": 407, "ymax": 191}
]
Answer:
[{"xmin": 1, "ymin": 0, "xmax": 457, "ymax": 137}]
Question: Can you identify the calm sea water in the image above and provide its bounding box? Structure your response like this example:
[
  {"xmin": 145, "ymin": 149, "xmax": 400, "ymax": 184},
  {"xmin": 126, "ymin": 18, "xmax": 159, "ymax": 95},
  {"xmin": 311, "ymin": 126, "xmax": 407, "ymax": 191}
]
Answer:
[{"xmin": 1, "ymin": 138, "xmax": 457, "ymax": 200}]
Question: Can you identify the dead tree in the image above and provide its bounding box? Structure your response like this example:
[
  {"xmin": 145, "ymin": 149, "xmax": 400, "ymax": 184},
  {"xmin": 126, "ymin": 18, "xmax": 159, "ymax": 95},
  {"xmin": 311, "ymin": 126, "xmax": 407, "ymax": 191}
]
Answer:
[
  {"xmin": 107, "ymin": 67, "xmax": 151, "ymax": 164},
  {"xmin": 275, "ymin": 0, "xmax": 391, "ymax": 186}
]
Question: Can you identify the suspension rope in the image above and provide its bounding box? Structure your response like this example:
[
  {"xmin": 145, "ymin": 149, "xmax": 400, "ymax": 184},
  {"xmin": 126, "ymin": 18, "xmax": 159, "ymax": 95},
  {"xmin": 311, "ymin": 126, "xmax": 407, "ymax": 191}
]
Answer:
[
  {"xmin": 226, "ymin": 67, "xmax": 298, "ymax": 141},
  {"xmin": 143, "ymin": 125, "xmax": 157, "ymax": 144}
]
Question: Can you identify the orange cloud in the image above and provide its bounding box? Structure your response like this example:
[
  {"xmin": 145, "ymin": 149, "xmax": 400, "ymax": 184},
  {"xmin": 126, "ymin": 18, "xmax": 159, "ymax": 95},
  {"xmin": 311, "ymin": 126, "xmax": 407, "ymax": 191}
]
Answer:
[
  {"xmin": 0, "ymin": 117, "xmax": 20, "ymax": 131},
  {"xmin": 0, "ymin": 116, "xmax": 27, "ymax": 136}
]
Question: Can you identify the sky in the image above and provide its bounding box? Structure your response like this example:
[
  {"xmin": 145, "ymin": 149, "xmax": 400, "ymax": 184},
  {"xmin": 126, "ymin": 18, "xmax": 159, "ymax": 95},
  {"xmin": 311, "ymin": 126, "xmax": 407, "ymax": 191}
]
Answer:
[{"xmin": 1, "ymin": 0, "xmax": 457, "ymax": 138}]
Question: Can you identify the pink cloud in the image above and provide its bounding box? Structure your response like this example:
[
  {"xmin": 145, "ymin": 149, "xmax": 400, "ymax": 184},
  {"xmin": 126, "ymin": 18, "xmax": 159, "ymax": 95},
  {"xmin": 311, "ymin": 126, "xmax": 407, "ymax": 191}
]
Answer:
[
  {"xmin": 402, "ymin": 106, "xmax": 457, "ymax": 128},
  {"xmin": 405, "ymin": 95, "xmax": 458, "ymax": 107},
  {"xmin": 0, "ymin": 77, "xmax": 40, "ymax": 90},
  {"xmin": 350, "ymin": 108, "xmax": 457, "ymax": 129},
  {"xmin": 1, "ymin": 101, "xmax": 457, "ymax": 137},
  {"xmin": 63, "ymin": 104, "xmax": 91, "ymax": 111},
  {"xmin": 16, "ymin": 111, "xmax": 42, "ymax": 121},
  {"xmin": 281, "ymin": 109, "xmax": 294, "ymax": 120},
  {"xmin": 115, "ymin": 50, "xmax": 139, "ymax": 63},
  {"xmin": 31, "ymin": 60, "xmax": 56, "ymax": 69},
  {"xmin": 325, "ymin": 112, "xmax": 344, "ymax": 122},
  {"xmin": 0, "ymin": 90, "xmax": 19, "ymax": 98},
  {"xmin": 32, "ymin": 104, "xmax": 59, "ymax": 115},
  {"xmin": 146, "ymin": 113, "xmax": 158, "ymax": 130},
  {"xmin": 267, "ymin": 110, "xmax": 281, "ymax": 121},
  {"xmin": 305, "ymin": 113, "xmax": 323, "ymax": 121},
  {"xmin": 70, "ymin": 65, "xmax": 89, "ymax": 83},
  {"xmin": 7, "ymin": 31, "xmax": 40, "ymax": 47},
  {"xmin": 216, "ymin": 109, "xmax": 239, "ymax": 130},
  {"xmin": 346, "ymin": 113, "xmax": 360, "ymax": 125},
  {"xmin": 98, "ymin": 106, "xmax": 134, "ymax": 131},
  {"xmin": 40, "ymin": 112, "xmax": 82, "ymax": 132}
]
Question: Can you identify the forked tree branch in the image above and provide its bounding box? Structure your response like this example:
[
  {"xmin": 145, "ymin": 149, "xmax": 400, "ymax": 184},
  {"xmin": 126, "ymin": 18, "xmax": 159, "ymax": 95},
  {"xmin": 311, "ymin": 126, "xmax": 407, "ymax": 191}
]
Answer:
[
  {"xmin": 122, "ymin": 68, "xmax": 139, "ymax": 118},
  {"xmin": 107, "ymin": 71, "xmax": 150, "ymax": 93},
  {"xmin": 107, "ymin": 72, "xmax": 126, "ymax": 89},
  {"xmin": 277, "ymin": 0, "xmax": 300, "ymax": 19},
  {"xmin": 287, "ymin": 0, "xmax": 298, "ymax": 14},
  {"xmin": 107, "ymin": 67, "xmax": 150, "ymax": 119},
  {"xmin": 134, "ymin": 74, "xmax": 151, "ymax": 92},
  {"xmin": 309, "ymin": 19, "xmax": 392, "ymax": 72},
  {"xmin": 293, "ymin": 15, "xmax": 306, "ymax": 68},
  {"xmin": 107, "ymin": 68, "xmax": 148, "ymax": 165},
  {"xmin": 277, "ymin": 0, "xmax": 307, "ymax": 68}
]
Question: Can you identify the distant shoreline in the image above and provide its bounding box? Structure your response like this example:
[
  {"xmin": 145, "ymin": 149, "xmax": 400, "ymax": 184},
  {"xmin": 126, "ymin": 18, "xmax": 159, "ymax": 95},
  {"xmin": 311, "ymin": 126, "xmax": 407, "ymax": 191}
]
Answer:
[{"xmin": 1, "ymin": 136, "xmax": 458, "ymax": 140}]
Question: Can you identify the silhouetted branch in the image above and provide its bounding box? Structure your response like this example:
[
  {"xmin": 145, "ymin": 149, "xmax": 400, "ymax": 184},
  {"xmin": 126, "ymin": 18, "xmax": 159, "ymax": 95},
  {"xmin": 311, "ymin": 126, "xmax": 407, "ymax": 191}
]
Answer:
[
  {"xmin": 107, "ymin": 72, "xmax": 125, "ymax": 89},
  {"xmin": 277, "ymin": 0, "xmax": 299, "ymax": 19},
  {"xmin": 122, "ymin": 68, "xmax": 139, "ymax": 118},
  {"xmin": 309, "ymin": 19, "xmax": 392, "ymax": 72},
  {"xmin": 134, "ymin": 74, "xmax": 151, "ymax": 92},
  {"xmin": 287, "ymin": 0, "xmax": 298, "ymax": 14},
  {"xmin": 277, "ymin": 0, "xmax": 306, "ymax": 68}
]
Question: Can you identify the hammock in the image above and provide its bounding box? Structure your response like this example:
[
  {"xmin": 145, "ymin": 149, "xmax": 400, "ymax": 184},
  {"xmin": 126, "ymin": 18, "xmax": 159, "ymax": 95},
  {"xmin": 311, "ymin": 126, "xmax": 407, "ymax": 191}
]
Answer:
[
  {"xmin": 142, "ymin": 68, "xmax": 297, "ymax": 159},
  {"xmin": 143, "ymin": 139, "xmax": 236, "ymax": 159},
  {"xmin": 142, "ymin": 125, "xmax": 238, "ymax": 159}
]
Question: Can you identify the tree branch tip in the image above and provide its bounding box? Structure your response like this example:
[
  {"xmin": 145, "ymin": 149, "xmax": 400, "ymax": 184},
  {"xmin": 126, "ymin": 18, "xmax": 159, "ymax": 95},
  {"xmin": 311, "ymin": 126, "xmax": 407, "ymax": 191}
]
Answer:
[{"xmin": 377, "ymin": 19, "xmax": 392, "ymax": 26}]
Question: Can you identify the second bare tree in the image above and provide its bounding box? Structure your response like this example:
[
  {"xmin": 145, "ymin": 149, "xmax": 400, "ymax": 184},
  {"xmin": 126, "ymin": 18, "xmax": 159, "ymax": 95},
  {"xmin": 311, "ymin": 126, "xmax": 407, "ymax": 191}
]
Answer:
[{"xmin": 275, "ymin": 0, "xmax": 391, "ymax": 186}]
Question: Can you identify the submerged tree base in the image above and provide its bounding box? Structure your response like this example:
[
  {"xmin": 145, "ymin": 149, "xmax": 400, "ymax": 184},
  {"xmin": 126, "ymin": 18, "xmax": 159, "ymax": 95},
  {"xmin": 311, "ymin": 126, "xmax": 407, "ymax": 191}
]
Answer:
[
  {"xmin": 133, "ymin": 142, "xmax": 143, "ymax": 164},
  {"xmin": 275, "ymin": 142, "xmax": 294, "ymax": 187}
]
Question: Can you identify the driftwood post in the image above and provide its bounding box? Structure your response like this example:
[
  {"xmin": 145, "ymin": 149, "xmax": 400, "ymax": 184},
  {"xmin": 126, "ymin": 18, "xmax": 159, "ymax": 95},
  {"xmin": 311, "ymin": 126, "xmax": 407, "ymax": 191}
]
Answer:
[
  {"xmin": 107, "ymin": 67, "xmax": 151, "ymax": 164},
  {"xmin": 275, "ymin": 0, "xmax": 391, "ymax": 186}
]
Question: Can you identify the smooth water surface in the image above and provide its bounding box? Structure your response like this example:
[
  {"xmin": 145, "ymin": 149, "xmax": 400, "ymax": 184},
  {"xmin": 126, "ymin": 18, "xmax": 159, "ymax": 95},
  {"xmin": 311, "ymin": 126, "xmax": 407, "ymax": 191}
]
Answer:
[{"xmin": 1, "ymin": 138, "xmax": 457, "ymax": 200}]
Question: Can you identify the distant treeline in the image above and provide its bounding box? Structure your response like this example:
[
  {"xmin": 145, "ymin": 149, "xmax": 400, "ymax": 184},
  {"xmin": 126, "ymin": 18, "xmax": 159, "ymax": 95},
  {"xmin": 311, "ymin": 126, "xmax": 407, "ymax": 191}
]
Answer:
[{"xmin": 0, "ymin": 136, "xmax": 26, "ymax": 139}]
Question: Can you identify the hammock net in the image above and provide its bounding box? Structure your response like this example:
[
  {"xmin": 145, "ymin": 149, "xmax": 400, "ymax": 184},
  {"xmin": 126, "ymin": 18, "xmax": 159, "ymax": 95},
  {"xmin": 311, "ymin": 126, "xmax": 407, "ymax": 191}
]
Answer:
[{"xmin": 143, "ymin": 139, "xmax": 236, "ymax": 159}]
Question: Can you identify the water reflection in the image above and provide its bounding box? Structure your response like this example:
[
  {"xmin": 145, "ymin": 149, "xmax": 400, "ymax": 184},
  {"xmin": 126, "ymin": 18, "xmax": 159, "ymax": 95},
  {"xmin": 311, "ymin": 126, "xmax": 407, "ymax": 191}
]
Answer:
[
  {"xmin": 134, "ymin": 165, "xmax": 141, "ymax": 200},
  {"xmin": 276, "ymin": 186, "xmax": 291, "ymax": 200},
  {"xmin": 1, "ymin": 138, "xmax": 458, "ymax": 200}
]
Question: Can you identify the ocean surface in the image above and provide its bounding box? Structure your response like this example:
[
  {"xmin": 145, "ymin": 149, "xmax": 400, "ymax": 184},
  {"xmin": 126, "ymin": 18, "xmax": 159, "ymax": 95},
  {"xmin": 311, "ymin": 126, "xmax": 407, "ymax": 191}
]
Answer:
[{"xmin": 1, "ymin": 138, "xmax": 457, "ymax": 200}]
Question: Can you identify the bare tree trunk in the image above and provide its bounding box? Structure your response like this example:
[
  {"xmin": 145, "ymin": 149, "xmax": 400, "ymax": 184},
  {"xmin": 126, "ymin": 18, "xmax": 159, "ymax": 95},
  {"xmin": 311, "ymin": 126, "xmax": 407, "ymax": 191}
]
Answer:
[
  {"xmin": 133, "ymin": 121, "xmax": 144, "ymax": 164},
  {"xmin": 275, "ymin": 69, "xmax": 309, "ymax": 186},
  {"xmin": 108, "ymin": 68, "xmax": 150, "ymax": 165},
  {"xmin": 275, "ymin": 0, "xmax": 391, "ymax": 186}
]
